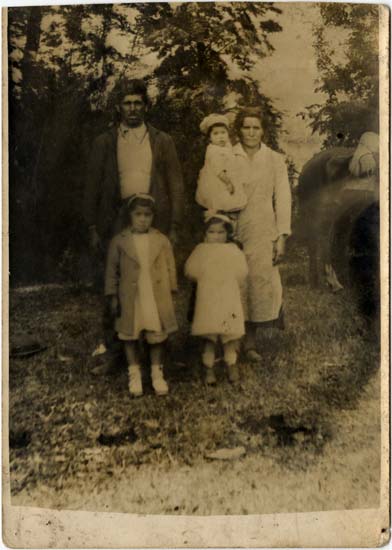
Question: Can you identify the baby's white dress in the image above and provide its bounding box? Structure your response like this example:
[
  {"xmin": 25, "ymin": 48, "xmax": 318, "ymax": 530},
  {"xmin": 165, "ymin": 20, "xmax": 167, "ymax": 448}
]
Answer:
[{"xmin": 196, "ymin": 144, "xmax": 247, "ymax": 212}]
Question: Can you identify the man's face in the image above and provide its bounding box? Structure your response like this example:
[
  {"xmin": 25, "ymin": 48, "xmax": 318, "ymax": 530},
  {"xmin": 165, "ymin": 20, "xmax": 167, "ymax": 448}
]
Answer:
[
  {"xmin": 118, "ymin": 94, "xmax": 146, "ymax": 128},
  {"xmin": 239, "ymin": 117, "xmax": 263, "ymax": 150}
]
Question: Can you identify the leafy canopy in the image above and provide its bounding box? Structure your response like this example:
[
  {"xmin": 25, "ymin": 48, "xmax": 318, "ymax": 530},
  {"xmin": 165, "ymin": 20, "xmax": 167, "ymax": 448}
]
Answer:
[{"xmin": 306, "ymin": 4, "xmax": 379, "ymax": 147}]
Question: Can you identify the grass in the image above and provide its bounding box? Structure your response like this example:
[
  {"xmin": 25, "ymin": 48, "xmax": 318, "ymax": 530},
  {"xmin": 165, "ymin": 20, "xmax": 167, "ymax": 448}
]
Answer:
[{"xmin": 8, "ymin": 246, "xmax": 381, "ymax": 513}]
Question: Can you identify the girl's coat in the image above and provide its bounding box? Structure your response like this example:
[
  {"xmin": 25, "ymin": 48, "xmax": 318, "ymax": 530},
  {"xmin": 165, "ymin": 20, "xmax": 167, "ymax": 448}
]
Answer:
[
  {"xmin": 185, "ymin": 242, "xmax": 248, "ymax": 337},
  {"xmin": 105, "ymin": 228, "xmax": 178, "ymax": 336}
]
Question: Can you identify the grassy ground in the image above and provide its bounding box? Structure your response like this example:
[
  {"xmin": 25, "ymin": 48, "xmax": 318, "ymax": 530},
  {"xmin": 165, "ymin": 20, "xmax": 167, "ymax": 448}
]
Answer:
[{"xmin": 8, "ymin": 246, "xmax": 381, "ymax": 514}]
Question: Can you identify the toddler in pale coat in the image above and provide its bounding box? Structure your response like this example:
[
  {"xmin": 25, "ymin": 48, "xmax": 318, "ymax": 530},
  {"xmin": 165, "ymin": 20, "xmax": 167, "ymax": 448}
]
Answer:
[{"xmin": 185, "ymin": 213, "xmax": 248, "ymax": 384}]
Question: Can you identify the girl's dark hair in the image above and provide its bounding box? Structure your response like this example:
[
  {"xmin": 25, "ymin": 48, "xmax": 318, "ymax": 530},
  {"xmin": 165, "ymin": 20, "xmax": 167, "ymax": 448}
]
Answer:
[
  {"xmin": 127, "ymin": 196, "xmax": 156, "ymax": 214},
  {"xmin": 207, "ymin": 122, "xmax": 229, "ymax": 139},
  {"xmin": 234, "ymin": 107, "xmax": 264, "ymax": 136},
  {"xmin": 204, "ymin": 215, "xmax": 234, "ymax": 241}
]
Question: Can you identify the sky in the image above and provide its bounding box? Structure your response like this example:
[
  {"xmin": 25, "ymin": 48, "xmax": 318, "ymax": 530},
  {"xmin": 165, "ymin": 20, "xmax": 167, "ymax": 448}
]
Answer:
[
  {"xmin": 10, "ymin": 2, "xmax": 349, "ymax": 173},
  {"xmin": 252, "ymin": 3, "xmax": 335, "ymax": 170},
  {"xmin": 105, "ymin": 3, "xmax": 347, "ymax": 172}
]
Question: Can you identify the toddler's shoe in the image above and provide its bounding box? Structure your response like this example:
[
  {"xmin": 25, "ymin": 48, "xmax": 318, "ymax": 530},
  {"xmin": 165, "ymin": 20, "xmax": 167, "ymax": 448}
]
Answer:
[
  {"xmin": 128, "ymin": 365, "xmax": 143, "ymax": 397},
  {"xmin": 205, "ymin": 367, "xmax": 217, "ymax": 386},
  {"xmin": 227, "ymin": 363, "xmax": 239, "ymax": 384},
  {"xmin": 151, "ymin": 364, "xmax": 169, "ymax": 396},
  {"xmin": 246, "ymin": 349, "xmax": 262, "ymax": 363}
]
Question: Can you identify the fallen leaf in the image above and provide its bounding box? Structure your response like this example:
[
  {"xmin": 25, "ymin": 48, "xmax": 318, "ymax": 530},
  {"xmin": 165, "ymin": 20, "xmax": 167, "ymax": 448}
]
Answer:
[
  {"xmin": 92, "ymin": 343, "xmax": 107, "ymax": 357},
  {"xmin": 205, "ymin": 446, "xmax": 246, "ymax": 460},
  {"xmin": 143, "ymin": 419, "xmax": 159, "ymax": 430},
  {"xmin": 57, "ymin": 353, "xmax": 72, "ymax": 363}
]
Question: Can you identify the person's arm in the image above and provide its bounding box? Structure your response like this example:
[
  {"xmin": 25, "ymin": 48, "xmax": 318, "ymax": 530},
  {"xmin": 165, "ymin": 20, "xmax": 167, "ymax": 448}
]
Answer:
[
  {"xmin": 273, "ymin": 154, "xmax": 292, "ymax": 264},
  {"xmin": 234, "ymin": 247, "xmax": 249, "ymax": 282},
  {"xmin": 163, "ymin": 237, "xmax": 178, "ymax": 291},
  {"xmin": 84, "ymin": 134, "xmax": 106, "ymax": 251},
  {"xmin": 104, "ymin": 237, "xmax": 120, "ymax": 296},
  {"xmin": 104, "ymin": 237, "xmax": 121, "ymax": 316},
  {"xmin": 163, "ymin": 134, "xmax": 184, "ymax": 244},
  {"xmin": 184, "ymin": 246, "xmax": 202, "ymax": 281},
  {"xmin": 349, "ymin": 132, "xmax": 379, "ymax": 177},
  {"xmin": 207, "ymin": 146, "xmax": 234, "ymax": 193}
]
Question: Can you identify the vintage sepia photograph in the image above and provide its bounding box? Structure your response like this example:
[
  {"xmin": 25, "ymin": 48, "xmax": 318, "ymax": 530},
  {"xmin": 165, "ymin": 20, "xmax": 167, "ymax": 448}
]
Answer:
[{"xmin": 4, "ymin": 1, "xmax": 389, "ymax": 546}]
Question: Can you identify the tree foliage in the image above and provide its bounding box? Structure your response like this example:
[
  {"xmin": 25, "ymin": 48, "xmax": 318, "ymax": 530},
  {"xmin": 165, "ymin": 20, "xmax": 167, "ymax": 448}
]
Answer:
[
  {"xmin": 8, "ymin": 3, "xmax": 283, "ymax": 284},
  {"xmin": 306, "ymin": 4, "xmax": 379, "ymax": 147}
]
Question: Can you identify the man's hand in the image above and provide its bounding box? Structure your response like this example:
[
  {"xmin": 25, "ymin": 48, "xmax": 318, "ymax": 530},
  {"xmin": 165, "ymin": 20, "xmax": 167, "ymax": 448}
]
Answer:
[
  {"xmin": 169, "ymin": 226, "xmax": 179, "ymax": 246},
  {"xmin": 272, "ymin": 235, "xmax": 287, "ymax": 265},
  {"xmin": 89, "ymin": 226, "xmax": 102, "ymax": 254},
  {"xmin": 108, "ymin": 295, "xmax": 120, "ymax": 318}
]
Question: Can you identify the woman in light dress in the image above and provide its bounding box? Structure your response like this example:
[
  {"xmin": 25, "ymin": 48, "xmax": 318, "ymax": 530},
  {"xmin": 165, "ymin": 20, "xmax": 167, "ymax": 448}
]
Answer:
[{"xmin": 233, "ymin": 108, "xmax": 292, "ymax": 361}]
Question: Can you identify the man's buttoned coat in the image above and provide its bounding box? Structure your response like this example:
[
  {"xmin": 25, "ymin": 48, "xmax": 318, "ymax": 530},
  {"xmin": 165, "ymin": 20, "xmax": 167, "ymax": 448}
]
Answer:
[{"xmin": 84, "ymin": 124, "xmax": 184, "ymax": 239}]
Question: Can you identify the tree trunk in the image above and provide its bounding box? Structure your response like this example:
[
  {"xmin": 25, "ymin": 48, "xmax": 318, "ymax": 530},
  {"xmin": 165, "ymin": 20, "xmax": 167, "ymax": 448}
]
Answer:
[{"xmin": 20, "ymin": 6, "xmax": 43, "ymax": 92}]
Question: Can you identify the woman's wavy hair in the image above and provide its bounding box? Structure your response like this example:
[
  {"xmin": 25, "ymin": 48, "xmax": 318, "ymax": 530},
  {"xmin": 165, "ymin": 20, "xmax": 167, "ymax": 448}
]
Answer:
[{"xmin": 234, "ymin": 107, "xmax": 264, "ymax": 136}]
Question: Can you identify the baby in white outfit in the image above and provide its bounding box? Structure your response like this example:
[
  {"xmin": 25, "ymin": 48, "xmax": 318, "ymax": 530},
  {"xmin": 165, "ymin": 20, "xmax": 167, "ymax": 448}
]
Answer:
[{"xmin": 196, "ymin": 114, "xmax": 247, "ymax": 214}]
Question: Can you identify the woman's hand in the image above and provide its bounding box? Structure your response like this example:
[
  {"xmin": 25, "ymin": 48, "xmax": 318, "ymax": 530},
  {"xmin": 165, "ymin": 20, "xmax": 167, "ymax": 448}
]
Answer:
[
  {"xmin": 272, "ymin": 235, "xmax": 287, "ymax": 265},
  {"xmin": 169, "ymin": 226, "xmax": 179, "ymax": 246},
  {"xmin": 88, "ymin": 226, "xmax": 102, "ymax": 254},
  {"xmin": 109, "ymin": 295, "xmax": 120, "ymax": 318},
  {"xmin": 219, "ymin": 171, "xmax": 235, "ymax": 194}
]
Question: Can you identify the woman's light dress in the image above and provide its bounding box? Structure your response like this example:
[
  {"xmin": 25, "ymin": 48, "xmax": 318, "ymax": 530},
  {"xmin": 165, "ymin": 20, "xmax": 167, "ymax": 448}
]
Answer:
[{"xmin": 233, "ymin": 142, "xmax": 291, "ymax": 323}]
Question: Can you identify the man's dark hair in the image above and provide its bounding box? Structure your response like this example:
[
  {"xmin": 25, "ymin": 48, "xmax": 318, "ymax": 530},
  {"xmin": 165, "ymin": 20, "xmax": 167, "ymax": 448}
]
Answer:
[{"xmin": 113, "ymin": 78, "xmax": 150, "ymax": 106}]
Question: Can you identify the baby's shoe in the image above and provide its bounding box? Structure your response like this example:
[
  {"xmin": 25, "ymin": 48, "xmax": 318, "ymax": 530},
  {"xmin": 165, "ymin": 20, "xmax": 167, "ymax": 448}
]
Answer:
[
  {"xmin": 128, "ymin": 364, "xmax": 143, "ymax": 397},
  {"xmin": 227, "ymin": 363, "xmax": 239, "ymax": 384},
  {"xmin": 245, "ymin": 349, "xmax": 262, "ymax": 363},
  {"xmin": 151, "ymin": 364, "xmax": 169, "ymax": 396},
  {"xmin": 205, "ymin": 367, "xmax": 217, "ymax": 386}
]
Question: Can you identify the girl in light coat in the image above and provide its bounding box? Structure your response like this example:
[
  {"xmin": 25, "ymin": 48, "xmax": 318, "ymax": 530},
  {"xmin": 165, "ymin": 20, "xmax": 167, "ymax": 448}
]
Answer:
[
  {"xmin": 185, "ymin": 213, "xmax": 248, "ymax": 385},
  {"xmin": 105, "ymin": 194, "xmax": 177, "ymax": 397}
]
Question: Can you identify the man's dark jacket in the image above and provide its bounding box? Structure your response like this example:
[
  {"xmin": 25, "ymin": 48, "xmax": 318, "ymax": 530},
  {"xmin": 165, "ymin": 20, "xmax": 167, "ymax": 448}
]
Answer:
[{"xmin": 84, "ymin": 124, "xmax": 184, "ymax": 239}]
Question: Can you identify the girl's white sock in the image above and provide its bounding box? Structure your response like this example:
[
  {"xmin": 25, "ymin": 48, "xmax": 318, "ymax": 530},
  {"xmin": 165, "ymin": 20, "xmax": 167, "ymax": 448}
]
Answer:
[
  {"xmin": 202, "ymin": 350, "xmax": 215, "ymax": 368},
  {"xmin": 224, "ymin": 348, "xmax": 237, "ymax": 366}
]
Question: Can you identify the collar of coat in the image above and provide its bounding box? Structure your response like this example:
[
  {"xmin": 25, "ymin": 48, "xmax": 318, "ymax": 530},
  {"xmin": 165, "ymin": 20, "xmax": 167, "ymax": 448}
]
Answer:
[
  {"xmin": 107, "ymin": 123, "xmax": 162, "ymax": 149},
  {"xmin": 232, "ymin": 142, "xmax": 267, "ymax": 158},
  {"xmin": 116, "ymin": 228, "xmax": 167, "ymax": 265}
]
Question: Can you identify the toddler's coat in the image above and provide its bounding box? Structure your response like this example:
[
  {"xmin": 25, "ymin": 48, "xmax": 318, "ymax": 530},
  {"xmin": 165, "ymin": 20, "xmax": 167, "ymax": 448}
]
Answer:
[
  {"xmin": 105, "ymin": 228, "xmax": 178, "ymax": 336},
  {"xmin": 185, "ymin": 242, "xmax": 248, "ymax": 338}
]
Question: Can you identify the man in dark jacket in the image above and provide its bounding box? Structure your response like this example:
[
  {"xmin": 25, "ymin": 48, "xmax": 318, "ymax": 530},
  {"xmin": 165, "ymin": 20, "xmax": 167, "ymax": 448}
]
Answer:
[
  {"xmin": 85, "ymin": 78, "xmax": 184, "ymax": 372},
  {"xmin": 85, "ymin": 78, "xmax": 183, "ymax": 252}
]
